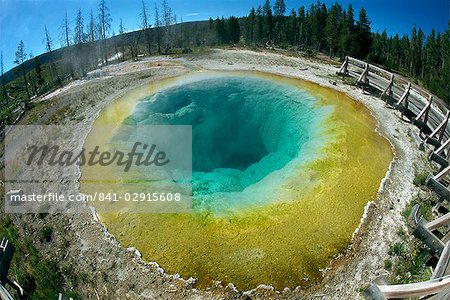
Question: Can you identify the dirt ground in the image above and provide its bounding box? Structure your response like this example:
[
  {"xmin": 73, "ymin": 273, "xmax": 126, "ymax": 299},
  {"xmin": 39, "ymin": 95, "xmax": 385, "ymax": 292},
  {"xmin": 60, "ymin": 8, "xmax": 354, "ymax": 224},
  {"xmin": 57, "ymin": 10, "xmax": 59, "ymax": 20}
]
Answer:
[{"xmin": 2, "ymin": 49, "xmax": 431, "ymax": 299}]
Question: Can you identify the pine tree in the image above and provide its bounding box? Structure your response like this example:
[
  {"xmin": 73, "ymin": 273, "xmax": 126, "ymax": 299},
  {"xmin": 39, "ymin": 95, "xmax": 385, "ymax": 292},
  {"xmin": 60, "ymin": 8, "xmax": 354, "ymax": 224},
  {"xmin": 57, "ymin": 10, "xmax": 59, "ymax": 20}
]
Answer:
[
  {"xmin": 119, "ymin": 18, "xmax": 125, "ymax": 35},
  {"xmin": 228, "ymin": 16, "xmax": 241, "ymax": 44},
  {"xmin": 424, "ymin": 29, "xmax": 438, "ymax": 90},
  {"xmin": 0, "ymin": 51, "xmax": 13, "ymax": 123},
  {"xmin": 308, "ymin": 1, "xmax": 327, "ymax": 51},
  {"xmin": 441, "ymin": 25, "xmax": 450, "ymax": 101},
  {"xmin": 273, "ymin": 0, "xmax": 286, "ymax": 43},
  {"xmin": 248, "ymin": 7, "xmax": 256, "ymax": 45},
  {"xmin": 287, "ymin": 9, "xmax": 298, "ymax": 45},
  {"xmin": 255, "ymin": 6, "xmax": 264, "ymax": 44},
  {"xmin": 61, "ymin": 10, "xmax": 75, "ymax": 79},
  {"xmin": 263, "ymin": 0, "xmax": 273, "ymax": 41},
  {"xmin": 325, "ymin": 3, "xmax": 342, "ymax": 57},
  {"xmin": 355, "ymin": 7, "xmax": 372, "ymax": 59},
  {"xmin": 389, "ymin": 33, "xmax": 401, "ymax": 68},
  {"xmin": 339, "ymin": 4, "xmax": 356, "ymax": 57},
  {"xmin": 273, "ymin": 0, "xmax": 286, "ymax": 17},
  {"xmin": 98, "ymin": 0, "xmax": 111, "ymax": 40},
  {"xmin": 298, "ymin": 6, "xmax": 306, "ymax": 46},
  {"xmin": 410, "ymin": 26, "xmax": 418, "ymax": 76},
  {"xmin": 400, "ymin": 34, "xmax": 411, "ymax": 71},
  {"xmin": 0, "ymin": 51, "xmax": 7, "ymax": 101},
  {"xmin": 409, "ymin": 27, "xmax": 425, "ymax": 78},
  {"xmin": 216, "ymin": 17, "xmax": 227, "ymax": 44}
]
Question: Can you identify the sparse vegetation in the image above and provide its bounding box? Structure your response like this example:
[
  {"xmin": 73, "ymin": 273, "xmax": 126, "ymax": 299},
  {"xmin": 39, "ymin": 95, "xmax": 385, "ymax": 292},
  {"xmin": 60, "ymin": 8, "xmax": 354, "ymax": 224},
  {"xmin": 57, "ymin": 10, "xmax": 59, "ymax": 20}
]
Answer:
[
  {"xmin": 413, "ymin": 171, "xmax": 429, "ymax": 187},
  {"xmin": 402, "ymin": 195, "xmax": 434, "ymax": 221},
  {"xmin": 39, "ymin": 225, "xmax": 53, "ymax": 242},
  {"xmin": 384, "ymin": 259, "xmax": 392, "ymax": 270},
  {"xmin": 387, "ymin": 192, "xmax": 442, "ymax": 287},
  {"xmin": 389, "ymin": 242, "xmax": 406, "ymax": 256},
  {"xmin": 391, "ymin": 244, "xmax": 432, "ymax": 284},
  {"xmin": 0, "ymin": 214, "xmax": 80, "ymax": 299}
]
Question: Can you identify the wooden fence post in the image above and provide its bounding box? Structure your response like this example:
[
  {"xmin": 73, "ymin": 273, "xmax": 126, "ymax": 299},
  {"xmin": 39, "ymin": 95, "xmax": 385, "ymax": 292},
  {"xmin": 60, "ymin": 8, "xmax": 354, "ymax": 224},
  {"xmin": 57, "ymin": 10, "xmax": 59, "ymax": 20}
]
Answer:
[
  {"xmin": 396, "ymin": 82, "xmax": 411, "ymax": 119},
  {"xmin": 380, "ymin": 73, "xmax": 394, "ymax": 102}
]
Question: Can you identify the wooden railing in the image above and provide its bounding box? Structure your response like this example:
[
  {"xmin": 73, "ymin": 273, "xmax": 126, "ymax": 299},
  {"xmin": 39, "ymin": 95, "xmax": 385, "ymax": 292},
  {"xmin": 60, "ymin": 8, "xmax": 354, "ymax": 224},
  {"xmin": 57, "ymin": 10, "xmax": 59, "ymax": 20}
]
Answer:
[{"xmin": 337, "ymin": 56, "xmax": 449, "ymax": 143}]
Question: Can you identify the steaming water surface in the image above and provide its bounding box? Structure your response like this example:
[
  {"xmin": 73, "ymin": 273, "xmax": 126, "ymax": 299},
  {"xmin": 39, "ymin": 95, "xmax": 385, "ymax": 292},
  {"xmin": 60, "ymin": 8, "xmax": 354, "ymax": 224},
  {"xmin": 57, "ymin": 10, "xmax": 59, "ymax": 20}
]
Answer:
[{"xmin": 81, "ymin": 72, "xmax": 393, "ymax": 290}]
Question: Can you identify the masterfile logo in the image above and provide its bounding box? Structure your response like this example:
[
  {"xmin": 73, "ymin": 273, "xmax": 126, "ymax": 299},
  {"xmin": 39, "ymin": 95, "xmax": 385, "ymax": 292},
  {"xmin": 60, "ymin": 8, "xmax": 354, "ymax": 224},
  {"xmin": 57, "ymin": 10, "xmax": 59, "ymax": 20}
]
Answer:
[
  {"xmin": 4, "ymin": 125, "xmax": 192, "ymax": 214},
  {"xmin": 26, "ymin": 142, "xmax": 170, "ymax": 172}
]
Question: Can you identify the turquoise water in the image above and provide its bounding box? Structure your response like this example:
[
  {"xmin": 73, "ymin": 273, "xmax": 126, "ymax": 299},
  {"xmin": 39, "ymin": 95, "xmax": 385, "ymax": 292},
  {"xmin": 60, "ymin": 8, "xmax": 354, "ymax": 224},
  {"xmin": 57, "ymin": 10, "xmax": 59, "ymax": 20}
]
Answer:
[{"xmin": 124, "ymin": 74, "xmax": 331, "ymax": 213}]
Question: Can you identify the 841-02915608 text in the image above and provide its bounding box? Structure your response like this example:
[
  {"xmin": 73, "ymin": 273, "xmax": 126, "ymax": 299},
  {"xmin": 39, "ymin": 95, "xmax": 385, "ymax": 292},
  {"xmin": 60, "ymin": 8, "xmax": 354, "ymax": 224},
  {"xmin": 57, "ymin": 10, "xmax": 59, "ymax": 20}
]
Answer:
[{"xmin": 93, "ymin": 192, "xmax": 182, "ymax": 202}]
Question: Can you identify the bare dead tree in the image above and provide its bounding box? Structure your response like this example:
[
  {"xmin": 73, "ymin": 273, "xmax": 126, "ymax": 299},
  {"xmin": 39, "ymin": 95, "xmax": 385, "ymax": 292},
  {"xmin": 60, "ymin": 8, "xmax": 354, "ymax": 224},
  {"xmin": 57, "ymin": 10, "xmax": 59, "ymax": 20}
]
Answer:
[
  {"xmin": 162, "ymin": 0, "xmax": 175, "ymax": 54},
  {"xmin": 98, "ymin": 0, "xmax": 112, "ymax": 64},
  {"xmin": 98, "ymin": 0, "xmax": 111, "ymax": 40},
  {"xmin": 27, "ymin": 52, "xmax": 38, "ymax": 97},
  {"xmin": 73, "ymin": 8, "xmax": 89, "ymax": 77},
  {"xmin": 44, "ymin": 25, "xmax": 63, "ymax": 88},
  {"xmin": 60, "ymin": 10, "xmax": 75, "ymax": 79},
  {"xmin": 140, "ymin": 0, "xmax": 152, "ymax": 55},
  {"xmin": 154, "ymin": 3, "xmax": 162, "ymax": 54},
  {"xmin": 119, "ymin": 18, "xmax": 126, "ymax": 61},
  {"xmin": 85, "ymin": 9, "xmax": 100, "ymax": 70},
  {"xmin": 63, "ymin": 10, "xmax": 71, "ymax": 47},
  {"xmin": 88, "ymin": 9, "xmax": 96, "ymax": 43}
]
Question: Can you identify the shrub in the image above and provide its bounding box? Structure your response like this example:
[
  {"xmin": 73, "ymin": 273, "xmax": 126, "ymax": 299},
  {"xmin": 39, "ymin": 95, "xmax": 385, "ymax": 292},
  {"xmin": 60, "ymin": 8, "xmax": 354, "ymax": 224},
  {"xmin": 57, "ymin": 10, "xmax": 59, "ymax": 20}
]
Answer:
[
  {"xmin": 392, "ymin": 246, "xmax": 432, "ymax": 284},
  {"xmin": 305, "ymin": 49, "xmax": 316, "ymax": 57},
  {"xmin": 40, "ymin": 226, "xmax": 53, "ymax": 243},
  {"xmin": 413, "ymin": 172, "xmax": 428, "ymax": 187},
  {"xmin": 389, "ymin": 242, "xmax": 406, "ymax": 256},
  {"xmin": 384, "ymin": 259, "xmax": 393, "ymax": 270}
]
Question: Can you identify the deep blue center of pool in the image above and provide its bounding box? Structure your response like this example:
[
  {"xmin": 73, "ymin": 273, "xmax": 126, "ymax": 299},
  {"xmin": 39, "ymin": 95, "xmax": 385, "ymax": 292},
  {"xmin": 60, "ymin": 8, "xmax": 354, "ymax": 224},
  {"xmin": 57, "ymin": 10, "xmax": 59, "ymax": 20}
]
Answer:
[{"xmin": 124, "ymin": 75, "xmax": 323, "ymax": 201}]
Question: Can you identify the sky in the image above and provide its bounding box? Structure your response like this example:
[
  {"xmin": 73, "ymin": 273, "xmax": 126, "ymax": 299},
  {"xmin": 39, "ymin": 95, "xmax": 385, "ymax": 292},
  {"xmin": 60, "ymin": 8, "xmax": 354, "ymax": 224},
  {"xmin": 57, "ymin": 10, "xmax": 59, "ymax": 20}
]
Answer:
[{"xmin": 0, "ymin": 0, "xmax": 449, "ymax": 73}]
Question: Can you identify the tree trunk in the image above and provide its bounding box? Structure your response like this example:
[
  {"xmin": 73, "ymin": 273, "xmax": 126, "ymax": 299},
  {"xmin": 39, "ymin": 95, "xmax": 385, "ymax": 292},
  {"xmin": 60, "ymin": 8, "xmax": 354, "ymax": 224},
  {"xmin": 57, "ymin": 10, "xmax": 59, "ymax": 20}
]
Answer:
[{"xmin": 21, "ymin": 64, "xmax": 30, "ymax": 104}]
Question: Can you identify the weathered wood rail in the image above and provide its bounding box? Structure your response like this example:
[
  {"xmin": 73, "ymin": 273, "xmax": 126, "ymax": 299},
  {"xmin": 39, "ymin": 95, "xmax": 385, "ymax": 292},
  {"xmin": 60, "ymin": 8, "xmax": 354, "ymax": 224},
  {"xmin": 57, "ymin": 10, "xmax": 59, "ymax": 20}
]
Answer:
[
  {"xmin": 337, "ymin": 56, "xmax": 449, "ymax": 140},
  {"xmin": 365, "ymin": 276, "xmax": 450, "ymax": 299}
]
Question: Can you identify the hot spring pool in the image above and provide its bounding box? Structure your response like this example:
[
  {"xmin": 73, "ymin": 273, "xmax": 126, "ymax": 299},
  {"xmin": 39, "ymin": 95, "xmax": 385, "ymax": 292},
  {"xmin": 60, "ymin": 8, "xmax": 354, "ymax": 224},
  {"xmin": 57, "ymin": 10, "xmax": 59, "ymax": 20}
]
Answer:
[
  {"xmin": 81, "ymin": 72, "xmax": 393, "ymax": 290},
  {"xmin": 122, "ymin": 75, "xmax": 331, "ymax": 213}
]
